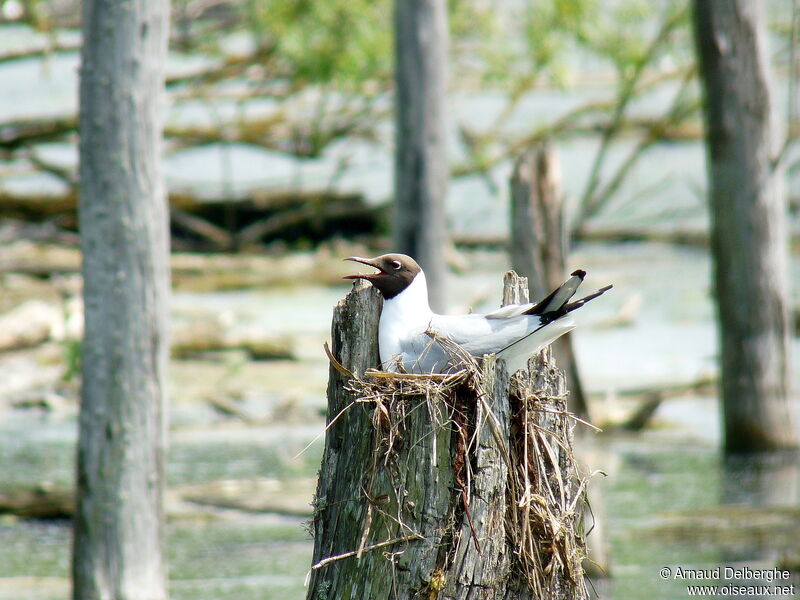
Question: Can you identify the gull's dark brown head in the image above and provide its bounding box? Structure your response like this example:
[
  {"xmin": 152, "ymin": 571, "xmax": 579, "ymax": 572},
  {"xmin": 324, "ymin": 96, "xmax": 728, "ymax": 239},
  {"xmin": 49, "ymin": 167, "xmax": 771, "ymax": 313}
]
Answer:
[{"xmin": 343, "ymin": 253, "xmax": 422, "ymax": 300}]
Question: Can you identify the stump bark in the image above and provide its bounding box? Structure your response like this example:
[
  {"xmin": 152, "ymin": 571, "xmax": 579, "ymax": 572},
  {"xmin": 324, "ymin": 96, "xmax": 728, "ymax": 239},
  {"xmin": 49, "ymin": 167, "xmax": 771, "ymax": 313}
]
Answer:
[{"xmin": 307, "ymin": 276, "xmax": 588, "ymax": 600}]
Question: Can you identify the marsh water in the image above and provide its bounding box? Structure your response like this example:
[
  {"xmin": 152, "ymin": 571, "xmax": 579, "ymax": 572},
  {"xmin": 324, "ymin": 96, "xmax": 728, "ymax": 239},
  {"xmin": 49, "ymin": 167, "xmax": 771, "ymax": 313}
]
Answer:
[{"xmin": 2, "ymin": 243, "xmax": 800, "ymax": 600}]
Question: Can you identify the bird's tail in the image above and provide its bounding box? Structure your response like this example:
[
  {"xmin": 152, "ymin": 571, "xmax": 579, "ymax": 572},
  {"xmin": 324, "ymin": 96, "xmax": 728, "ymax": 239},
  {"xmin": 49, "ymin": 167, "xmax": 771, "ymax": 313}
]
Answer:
[
  {"xmin": 496, "ymin": 314, "xmax": 577, "ymax": 374},
  {"xmin": 493, "ymin": 270, "xmax": 611, "ymax": 373},
  {"xmin": 525, "ymin": 270, "xmax": 613, "ymax": 324}
]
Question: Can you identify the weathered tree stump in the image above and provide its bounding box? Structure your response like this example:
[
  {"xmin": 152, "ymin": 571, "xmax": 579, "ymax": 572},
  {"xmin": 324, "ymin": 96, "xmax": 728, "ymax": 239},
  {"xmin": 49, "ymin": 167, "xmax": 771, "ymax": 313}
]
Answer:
[
  {"xmin": 307, "ymin": 276, "xmax": 588, "ymax": 600},
  {"xmin": 510, "ymin": 144, "xmax": 589, "ymax": 421}
]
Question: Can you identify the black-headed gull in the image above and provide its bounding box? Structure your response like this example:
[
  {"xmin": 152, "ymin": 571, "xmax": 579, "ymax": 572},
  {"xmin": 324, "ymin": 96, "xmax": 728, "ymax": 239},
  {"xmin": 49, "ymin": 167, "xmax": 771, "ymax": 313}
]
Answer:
[{"xmin": 345, "ymin": 253, "xmax": 611, "ymax": 374}]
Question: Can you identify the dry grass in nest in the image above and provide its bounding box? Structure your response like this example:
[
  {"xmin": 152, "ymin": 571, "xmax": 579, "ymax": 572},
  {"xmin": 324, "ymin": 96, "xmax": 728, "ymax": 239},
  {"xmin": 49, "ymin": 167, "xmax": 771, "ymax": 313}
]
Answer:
[{"xmin": 344, "ymin": 334, "xmax": 482, "ymax": 469}]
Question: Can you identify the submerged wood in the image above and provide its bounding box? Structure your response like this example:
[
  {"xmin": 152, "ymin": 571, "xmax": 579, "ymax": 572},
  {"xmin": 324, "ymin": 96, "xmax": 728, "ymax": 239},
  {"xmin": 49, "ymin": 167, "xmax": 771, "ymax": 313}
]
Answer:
[{"xmin": 307, "ymin": 276, "xmax": 588, "ymax": 599}]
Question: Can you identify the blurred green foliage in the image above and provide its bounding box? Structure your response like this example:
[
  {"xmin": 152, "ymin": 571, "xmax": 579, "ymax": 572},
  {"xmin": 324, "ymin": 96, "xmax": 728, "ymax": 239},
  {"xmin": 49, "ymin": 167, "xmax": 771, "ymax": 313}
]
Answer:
[
  {"xmin": 167, "ymin": 0, "xmax": 693, "ymax": 90},
  {"xmin": 244, "ymin": 0, "xmax": 392, "ymax": 84},
  {"xmin": 61, "ymin": 337, "xmax": 81, "ymax": 382}
]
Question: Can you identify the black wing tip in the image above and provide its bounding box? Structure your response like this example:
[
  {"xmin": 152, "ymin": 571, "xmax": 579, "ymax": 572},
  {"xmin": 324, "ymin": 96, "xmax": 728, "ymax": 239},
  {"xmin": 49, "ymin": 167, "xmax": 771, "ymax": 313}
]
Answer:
[
  {"xmin": 571, "ymin": 269, "xmax": 586, "ymax": 279},
  {"xmin": 561, "ymin": 283, "xmax": 613, "ymax": 314}
]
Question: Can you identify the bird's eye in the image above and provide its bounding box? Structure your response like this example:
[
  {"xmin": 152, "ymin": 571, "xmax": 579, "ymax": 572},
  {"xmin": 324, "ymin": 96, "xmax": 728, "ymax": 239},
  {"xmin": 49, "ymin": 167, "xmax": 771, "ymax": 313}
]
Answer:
[{"xmin": 392, "ymin": 260, "xmax": 402, "ymax": 270}]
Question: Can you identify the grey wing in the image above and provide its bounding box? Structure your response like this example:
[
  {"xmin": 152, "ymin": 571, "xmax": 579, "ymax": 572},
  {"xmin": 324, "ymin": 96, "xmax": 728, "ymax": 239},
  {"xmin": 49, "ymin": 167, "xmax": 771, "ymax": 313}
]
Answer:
[
  {"xmin": 484, "ymin": 303, "xmax": 536, "ymax": 319},
  {"xmin": 429, "ymin": 313, "xmax": 541, "ymax": 357},
  {"xmin": 396, "ymin": 331, "xmax": 462, "ymax": 374}
]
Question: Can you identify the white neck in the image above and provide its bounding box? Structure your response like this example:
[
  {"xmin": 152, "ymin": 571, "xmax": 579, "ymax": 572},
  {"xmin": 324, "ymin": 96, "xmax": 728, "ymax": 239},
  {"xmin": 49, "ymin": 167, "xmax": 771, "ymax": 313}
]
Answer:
[
  {"xmin": 378, "ymin": 270, "xmax": 433, "ymax": 367},
  {"xmin": 384, "ymin": 270, "xmax": 433, "ymax": 322}
]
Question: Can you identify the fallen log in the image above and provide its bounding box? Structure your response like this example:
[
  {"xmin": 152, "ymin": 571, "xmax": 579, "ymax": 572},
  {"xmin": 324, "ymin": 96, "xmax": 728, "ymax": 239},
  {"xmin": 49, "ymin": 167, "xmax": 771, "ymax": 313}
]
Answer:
[
  {"xmin": 0, "ymin": 485, "xmax": 74, "ymax": 519},
  {"xmin": 178, "ymin": 477, "xmax": 316, "ymax": 517},
  {"xmin": 306, "ymin": 275, "xmax": 590, "ymax": 599},
  {"xmin": 590, "ymin": 374, "xmax": 717, "ymax": 401},
  {"xmin": 0, "ymin": 240, "xmax": 374, "ymax": 288},
  {"xmin": 452, "ymin": 228, "xmax": 713, "ymax": 249},
  {"xmin": 0, "ymin": 295, "xmax": 294, "ymax": 360},
  {"xmin": 0, "ymin": 115, "xmax": 78, "ymax": 150},
  {"xmin": 0, "ymin": 187, "xmax": 384, "ymax": 249},
  {"xmin": 0, "ymin": 300, "xmax": 62, "ymax": 352},
  {"xmin": 0, "ymin": 478, "xmax": 317, "ymax": 520},
  {"xmin": 0, "ymin": 107, "xmax": 377, "ymax": 157},
  {"xmin": 171, "ymin": 318, "xmax": 294, "ymax": 360}
]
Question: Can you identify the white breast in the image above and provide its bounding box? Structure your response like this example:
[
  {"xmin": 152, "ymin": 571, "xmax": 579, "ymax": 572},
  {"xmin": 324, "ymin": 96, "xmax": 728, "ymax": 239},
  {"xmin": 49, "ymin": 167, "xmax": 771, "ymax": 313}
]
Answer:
[{"xmin": 378, "ymin": 272, "xmax": 433, "ymax": 370}]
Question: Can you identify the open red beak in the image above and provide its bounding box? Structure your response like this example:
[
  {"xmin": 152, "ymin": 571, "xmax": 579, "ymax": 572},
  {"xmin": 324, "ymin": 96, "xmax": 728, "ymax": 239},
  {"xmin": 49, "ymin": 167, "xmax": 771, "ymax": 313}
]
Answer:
[{"xmin": 343, "ymin": 256, "xmax": 385, "ymax": 281}]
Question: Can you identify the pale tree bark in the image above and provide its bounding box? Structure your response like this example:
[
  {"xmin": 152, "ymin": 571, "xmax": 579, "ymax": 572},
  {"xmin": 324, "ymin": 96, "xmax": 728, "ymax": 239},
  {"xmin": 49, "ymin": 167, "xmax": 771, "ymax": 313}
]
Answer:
[
  {"xmin": 307, "ymin": 277, "xmax": 588, "ymax": 600},
  {"xmin": 393, "ymin": 0, "xmax": 449, "ymax": 311},
  {"xmin": 510, "ymin": 145, "xmax": 590, "ymax": 420},
  {"xmin": 72, "ymin": 0, "xmax": 171, "ymax": 597},
  {"xmin": 692, "ymin": 0, "xmax": 797, "ymax": 452}
]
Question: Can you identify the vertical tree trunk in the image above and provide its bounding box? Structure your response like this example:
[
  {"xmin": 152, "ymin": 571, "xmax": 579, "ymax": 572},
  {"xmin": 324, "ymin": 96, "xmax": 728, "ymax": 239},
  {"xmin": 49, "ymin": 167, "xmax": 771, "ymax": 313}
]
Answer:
[
  {"xmin": 72, "ymin": 0, "xmax": 170, "ymax": 597},
  {"xmin": 393, "ymin": 0, "xmax": 449, "ymax": 311},
  {"xmin": 307, "ymin": 277, "xmax": 588, "ymax": 599},
  {"xmin": 510, "ymin": 145, "xmax": 589, "ymax": 420},
  {"xmin": 692, "ymin": 0, "xmax": 797, "ymax": 452}
]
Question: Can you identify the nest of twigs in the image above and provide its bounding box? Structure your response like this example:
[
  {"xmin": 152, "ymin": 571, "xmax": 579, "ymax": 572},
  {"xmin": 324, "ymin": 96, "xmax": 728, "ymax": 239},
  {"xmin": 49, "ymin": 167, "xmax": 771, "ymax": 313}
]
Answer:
[
  {"xmin": 326, "ymin": 334, "xmax": 591, "ymax": 599},
  {"xmin": 345, "ymin": 334, "xmax": 482, "ymax": 463},
  {"xmin": 506, "ymin": 358, "xmax": 593, "ymax": 598}
]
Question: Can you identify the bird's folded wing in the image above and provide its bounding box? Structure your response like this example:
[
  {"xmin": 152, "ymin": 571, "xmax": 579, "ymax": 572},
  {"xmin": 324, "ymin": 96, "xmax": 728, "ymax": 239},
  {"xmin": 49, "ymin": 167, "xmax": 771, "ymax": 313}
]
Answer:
[
  {"xmin": 483, "ymin": 303, "xmax": 536, "ymax": 319},
  {"xmin": 428, "ymin": 313, "xmax": 542, "ymax": 357}
]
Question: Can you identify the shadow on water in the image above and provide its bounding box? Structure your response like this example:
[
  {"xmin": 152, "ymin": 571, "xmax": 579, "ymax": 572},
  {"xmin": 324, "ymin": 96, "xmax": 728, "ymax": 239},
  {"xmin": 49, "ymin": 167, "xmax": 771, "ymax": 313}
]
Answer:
[
  {"xmin": 584, "ymin": 434, "xmax": 800, "ymax": 600},
  {"xmin": 718, "ymin": 451, "xmax": 800, "ymax": 568},
  {"xmin": 721, "ymin": 451, "xmax": 800, "ymax": 509}
]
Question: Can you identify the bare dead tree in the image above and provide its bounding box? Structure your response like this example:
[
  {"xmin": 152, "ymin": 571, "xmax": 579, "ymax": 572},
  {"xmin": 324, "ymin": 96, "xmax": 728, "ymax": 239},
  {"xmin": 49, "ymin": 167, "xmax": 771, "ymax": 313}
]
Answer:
[
  {"xmin": 693, "ymin": 0, "xmax": 797, "ymax": 451},
  {"xmin": 393, "ymin": 0, "xmax": 450, "ymax": 311},
  {"xmin": 510, "ymin": 144, "xmax": 590, "ymax": 420},
  {"xmin": 71, "ymin": 0, "xmax": 171, "ymax": 597}
]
